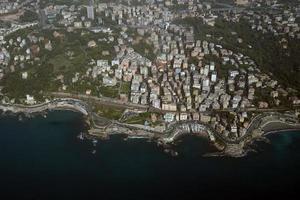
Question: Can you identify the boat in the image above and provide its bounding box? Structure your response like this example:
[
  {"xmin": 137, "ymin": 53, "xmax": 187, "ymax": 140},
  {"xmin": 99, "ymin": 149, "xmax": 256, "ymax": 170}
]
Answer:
[
  {"xmin": 171, "ymin": 151, "xmax": 179, "ymax": 157},
  {"xmin": 18, "ymin": 115, "xmax": 23, "ymax": 122},
  {"xmin": 92, "ymin": 139, "xmax": 98, "ymax": 146},
  {"xmin": 77, "ymin": 132, "xmax": 84, "ymax": 140}
]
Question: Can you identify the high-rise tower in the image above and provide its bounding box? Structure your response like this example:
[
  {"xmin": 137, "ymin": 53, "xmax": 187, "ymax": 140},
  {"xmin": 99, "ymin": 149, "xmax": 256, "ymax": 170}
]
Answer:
[{"xmin": 87, "ymin": 0, "xmax": 95, "ymax": 20}]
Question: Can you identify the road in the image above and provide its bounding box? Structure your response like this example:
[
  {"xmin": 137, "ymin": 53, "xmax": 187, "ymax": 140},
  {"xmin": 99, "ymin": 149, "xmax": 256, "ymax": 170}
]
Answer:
[
  {"xmin": 234, "ymin": 112, "xmax": 300, "ymax": 143},
  {"xmin": 211, "ymin": 2, "xmax": 245, "ymax": 13},
  {"xmin": 39, "ymin": 9, "xmax": 47, "ymax": 27},
  {"xmin": 49, "ymin": 92, "xmax": 149, "ymax": 110},
  {"xmin": 0, "ymin": 98, "xmax": 89, "ymax": 116},
  {"xmin": 50, "ymin": 91, "xmax": 300, "ymax": 115}
]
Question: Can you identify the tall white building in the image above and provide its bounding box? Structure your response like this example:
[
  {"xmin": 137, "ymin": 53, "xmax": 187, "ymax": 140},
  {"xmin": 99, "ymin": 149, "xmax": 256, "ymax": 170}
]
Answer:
[
  {"xmin": 211, "ymin": 72, "xmax": 217, "ymax": 82},
  {"xmin": 87, "ymin": 0, "xmax": 94, "ymax": 20}
]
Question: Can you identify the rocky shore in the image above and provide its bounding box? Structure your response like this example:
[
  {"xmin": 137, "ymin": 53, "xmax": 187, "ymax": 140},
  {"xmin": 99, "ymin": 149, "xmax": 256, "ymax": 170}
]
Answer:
[{"xmin": 0, "ymin": 98, "xmax": 300, "ymax": 157}]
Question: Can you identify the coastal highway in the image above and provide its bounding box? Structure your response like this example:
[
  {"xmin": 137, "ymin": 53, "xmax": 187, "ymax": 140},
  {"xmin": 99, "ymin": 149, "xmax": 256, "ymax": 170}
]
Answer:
[
  {"xmin": 3, "ymin": 93, "xmax": 299, "ymax": 140},
  {"xmin": 0, "ymin": 97, "xmax": 235, "ymax": 145},
  {"xmin": 1, "ymin": 97, "xmax": 299, "ymax": 157},
  {"xmin": 47, "ymin": 92, "xmax": 300, "ymax": 144},
  {"xmin": 0, "ymin": 98, "xmax": 89, "ymax": 116}
]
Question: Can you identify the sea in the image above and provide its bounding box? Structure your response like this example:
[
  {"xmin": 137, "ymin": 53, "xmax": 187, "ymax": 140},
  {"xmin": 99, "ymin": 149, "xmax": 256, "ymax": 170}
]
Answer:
[{"xmin": 0, "ymin": 111, "xmax": 299, "ymax": 200}]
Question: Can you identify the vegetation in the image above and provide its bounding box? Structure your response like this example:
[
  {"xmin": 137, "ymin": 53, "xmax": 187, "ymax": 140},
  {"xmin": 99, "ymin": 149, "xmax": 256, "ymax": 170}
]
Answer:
[
  {"xmin": 253, "ymin": 87, "xmax": 274, "ymax": 105},
  {"xmin": 120, "ymin": 82, "xmax": 131, "ymax": 94},
  {"xmin": 0, "ymin": 27, "xmax": 118, "ymax": 101},
  {"xmin": 1, "ymin": 64, "xmax": 59, "ymax": 102},
  {"xmin": 99, "ymin": 85, "xmax": 119, "ymax": 98},
  {"xmin": 125, "ymin": 112, "xmax": 151, "ymax": 124},
  {"xmin": 19, "ymin": 10, "xmax": 39, "ymax": 22},
  {"xmin": 93, "ymin": 104, "xmax": 124, "ymax": 120},
  {"xmin": 169, "ymin": 4, "xmax": 189, "ymax": 11},
  {"xmin": 132, "ymin": 39, "xmax": 156, "ymax": 61}
]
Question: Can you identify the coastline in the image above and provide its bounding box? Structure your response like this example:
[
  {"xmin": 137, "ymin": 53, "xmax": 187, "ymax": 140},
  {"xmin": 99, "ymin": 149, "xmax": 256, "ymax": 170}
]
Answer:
[{"xmin": 0, "ymin": 98, "xmax": 299, "ymax": 157}]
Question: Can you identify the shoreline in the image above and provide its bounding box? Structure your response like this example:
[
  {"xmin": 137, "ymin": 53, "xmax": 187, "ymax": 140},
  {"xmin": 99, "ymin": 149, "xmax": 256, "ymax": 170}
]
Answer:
[{"xmin": 0, "ymin": 98, "xmax": 299, "ymax": 157}]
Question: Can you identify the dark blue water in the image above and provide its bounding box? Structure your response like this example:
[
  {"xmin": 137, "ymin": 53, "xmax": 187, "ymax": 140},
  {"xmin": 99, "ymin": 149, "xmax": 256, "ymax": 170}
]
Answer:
[{"xmin": 0, "ymin": 111, "xmax": 299, "ymax": 200}]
